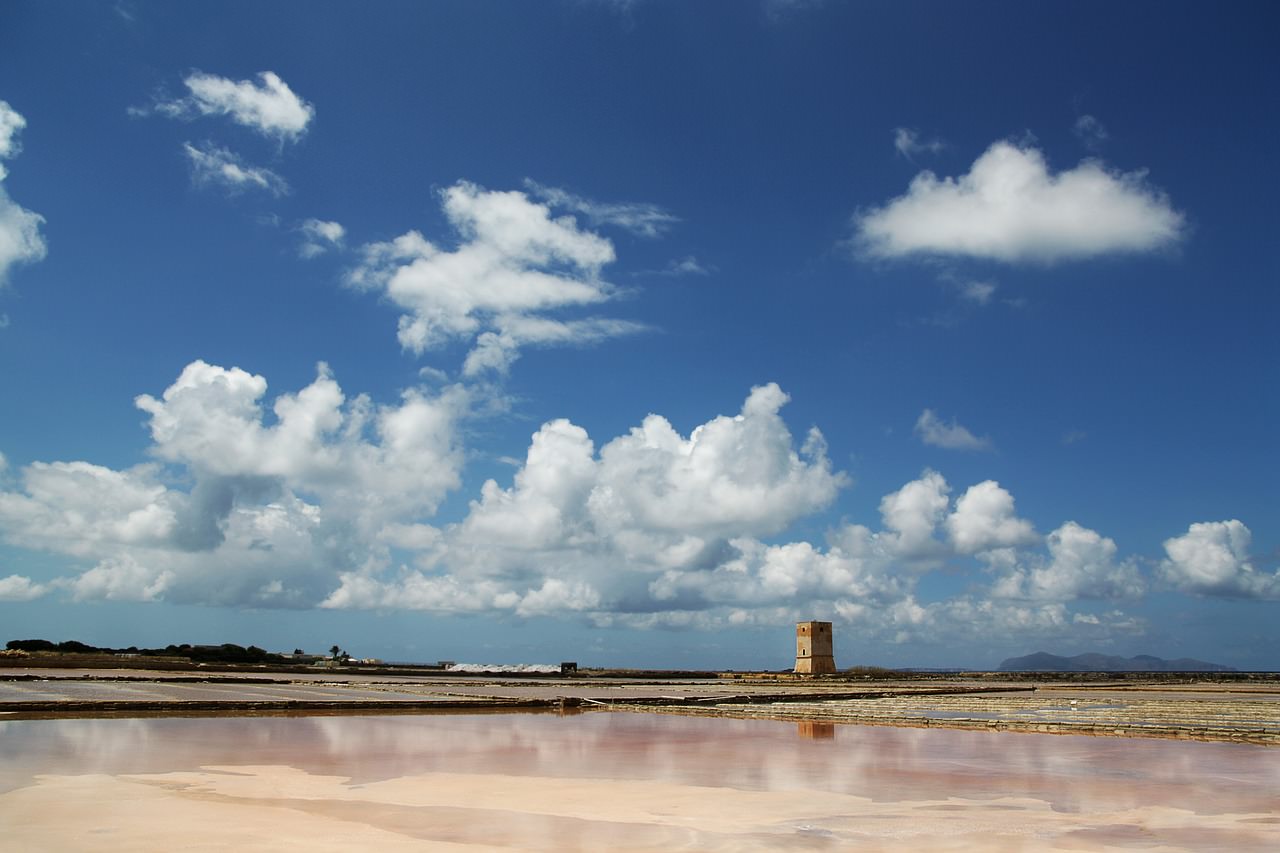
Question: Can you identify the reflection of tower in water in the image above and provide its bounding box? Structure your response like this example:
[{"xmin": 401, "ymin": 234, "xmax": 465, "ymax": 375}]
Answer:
[
  {"xmin": 797, "ymin": 721, "xmax": 836, "ymax": 739},
  {"xmin": 794, "ymin": 620, "xmax": 836, "ymax": 674}
]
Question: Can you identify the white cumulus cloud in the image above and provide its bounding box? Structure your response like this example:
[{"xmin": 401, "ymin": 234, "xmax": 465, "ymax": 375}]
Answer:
[
  {"xmin": 874, "ymin": 469, "xmax": 951, "ymax": 563},
  {"xmin": 855, "ymin": 140, "xmax": 1184, "ymax": 262},
  {"xmin": 1161, "ymin": 520, "xmax": 1278, "ymax": 599},
  {"xmin": 0, "ymin": 460, "xmax": 177, "ymax": 556},
  {"xmin": 0, "ymin": 360, "xmax": 471, "ymax": 608},
  {"xmin": 946, "ymin": 480, "xmax": 1038, "ymax": 555},
  {"xmin": 0, "ymin": 574, "xmax": 49, "ymax": 601},
  {"xmin": 992, "ymin": 521, "xmax": 1144, "ymax": 602},
  {"xmin": 67, "ymin": 554, "xmax": 173, "ymax": 602},
  {"xmin": 0, "ymin": 101, "xmax": 27, "ymax": 160},
  {"xmin": 347, "ymin": 181, "xmax": 644, "ymax": 374},
  {"xmin": 135, "ymin": 359, "xmax": 467, "ymax": 530},
  {"xmin": 0, "ymin": 361, "xmax": 1213, "ymax": 655},
  {"xmin": 0, "ymin": 100, "xmax": 47, "ymax": 287},
  {"xmin": 324, "ymin": 383, "xmax": 848, "ymax": 614},
  {"xmin": 588, "ymin": 383, "xmax": 845, "ymax": 540}
]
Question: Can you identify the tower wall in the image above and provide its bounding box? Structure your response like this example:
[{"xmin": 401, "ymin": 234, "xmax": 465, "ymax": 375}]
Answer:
[{"xmin": 794, "ymin": 621, "xmax": 836, "ymax": 674}]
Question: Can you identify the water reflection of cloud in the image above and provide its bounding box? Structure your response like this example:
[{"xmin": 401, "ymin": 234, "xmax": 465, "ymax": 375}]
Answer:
[{"xmin": 2, "ymin": 713, "xmax": 1276, "ymax": 817}]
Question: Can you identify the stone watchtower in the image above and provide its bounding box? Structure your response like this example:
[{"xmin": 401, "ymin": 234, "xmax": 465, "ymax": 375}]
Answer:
[{"xmin": 794, "ymin": 621, "xmax": 836, "ymax": 674}]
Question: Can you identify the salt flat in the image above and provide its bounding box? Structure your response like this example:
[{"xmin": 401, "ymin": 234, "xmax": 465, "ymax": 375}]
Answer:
[{"xmin": 2, "ymin": 667, "xmax": 1277, "ymax": 744}]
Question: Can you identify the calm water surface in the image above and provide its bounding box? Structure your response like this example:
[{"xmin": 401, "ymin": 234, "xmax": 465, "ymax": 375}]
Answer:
[
  {"xmin": 1, "ymin": 712, "xmax": 1276, "ymax": 850},
  {"xmin": 1, "ymin": 711, "xmax": 1274, "ymax": 806}
]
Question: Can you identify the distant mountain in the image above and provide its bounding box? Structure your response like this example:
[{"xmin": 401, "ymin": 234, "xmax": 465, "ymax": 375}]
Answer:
[{"xmin": 998, "ymin": 651, "xmax": 1236, "ymax": 672}]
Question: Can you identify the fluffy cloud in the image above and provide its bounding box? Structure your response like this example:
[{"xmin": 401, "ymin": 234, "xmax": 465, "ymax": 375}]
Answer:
[
  {"xmin": 0, "ymin": 364, "xmax": 1188, "ymax": 654},
  {"xmin": 914, "ymin": 409, "xmax": 992, "ymax": 451},
  {"xmin": 135, "ymin": 360, "xmax": 467, "ymax": 530},
  {"xmin": 524, "ymin": 180, "xmax": 678, "ymax": 238},
  {"xmin": 992, "ymin": 521, "xmax": 1144, "ymax": 602},
  {"xmin": 183, "ymin": 142, "xmax": 289, "ymax": 196},
  {"xmin": 298, "ymin": 218, "xmax": 345, "ymax": 258},
  {"xmin": 0, "ymin": 366, "xmax": 1172, "ymax": 657},
  {"xmin": 650, "ymin": 536, "xmax": 909, "ymax": 613},
  {"xmin": 0, "ymin": 461, "xmax": 176, "ymax": 557},
  {"xmin": 1161, "ymin": 520, "xmax": 1278, "ymax": 599},
  {"xmin": 465, "ymin": 382, "xmax": 844, "ymax": 557},
  {"xmin": 347, "ymin": 181, "xmax": 644, "ymax": 374},
  {"xmin": 0, "ymin": 100, "xmax": 47, "ymax": 287},
  {"xmin": 0, "ymin": 574, "xmax": 48, "ymax": 601},
  {"xmin": 457, "ymin": 417, "xmax": 597, "ymax": 551},
  {"xmin": 855, "ymin": 140, "xmax": 1184, "ymax": 262},
  {"xmin": 322, "ymin": 398, "xmax": 1148, "ymax": 646},
  {"xmin": 874, "ymin": 469, "xmax": 951, "ymax": 562},
  {"xmin": 0, "ymin": 101, "xmax": 26, "ymax": 160},
  {"xmin": 0, "ymin": 360, "xmax": 469, "ymax": 606},
  {"xmin": 66, "ymin": 554, "xmax": 173, "ymax": 602},
  {"xmin": 587, "ymin": 383, "xmax": 844, "ymax": 540},
  {"xmin": 325, "ymin": 383, "xmax": 847, "ymax": 612},
  {"xmin": 945, "ymin": 480, "xmax": 1038, "ymax": 556},
  {"xmin": 155, "ymin": 71, "xmax": 314, "ymax": 142}
]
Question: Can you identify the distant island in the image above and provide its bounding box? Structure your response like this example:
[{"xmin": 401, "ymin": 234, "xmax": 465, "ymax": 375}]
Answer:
[{"xmin": 999, "ymin": 651, "xmax": 1236, "ymax": 672}]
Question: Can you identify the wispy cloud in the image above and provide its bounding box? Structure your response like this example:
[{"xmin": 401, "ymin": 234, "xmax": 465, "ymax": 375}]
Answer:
[
  {"xmin": 893, "ymin": 127, "xmax": 945, "ymax": 161},
  {"xmin": 297, "ymin": 218, "xmax": 345, "ymax": 259},
  {"xmin": 112, "ymin": 1, "xmax": 138, "ymax": 23},
  {"xmin": 524, "ymin": 180, "xmax": 678, "ymax": 238},
  {"xmin": 1073, "ymin": 114, "xmax": 1109, "ymax": 151},
  {"xmin": 662, "ymin": 256, "xmax": 713, "ymax": 276},
  {"xmin": 915, "ymin": 409, "xmax": 993, "ymax": 451},
  {"xmin": 183, "ymin": 142, "xmax": 289, "ymax": 196},
  {"xmin": 958, "ymin": 279, "xmax": 996, "ymax": 305},
  {"xmin": 763, "ymin": 0, "xmax": 826, "ymax": 20}
]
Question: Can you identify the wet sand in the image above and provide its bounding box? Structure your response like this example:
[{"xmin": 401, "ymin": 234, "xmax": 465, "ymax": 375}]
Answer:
[{"xmin": 1, "ymin": 712, "xmax": 1276, "ymax": 851}]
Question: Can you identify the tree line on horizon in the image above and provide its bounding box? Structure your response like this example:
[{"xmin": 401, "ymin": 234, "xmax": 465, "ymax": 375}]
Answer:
[{"xmin": 5, "ymin": 638, "xmax": 294, "ymax": 664}]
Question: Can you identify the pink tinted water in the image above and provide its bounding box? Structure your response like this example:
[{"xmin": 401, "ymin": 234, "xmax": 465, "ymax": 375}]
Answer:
[{"xmin": 0, "ymin": 711, "xmax": 1276, "ymax": 849}]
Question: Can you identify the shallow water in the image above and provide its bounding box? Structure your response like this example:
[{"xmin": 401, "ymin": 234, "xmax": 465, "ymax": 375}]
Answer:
[{"xmin": 1, "ymin": 712, "xmax": 1276, "ymax": 850}]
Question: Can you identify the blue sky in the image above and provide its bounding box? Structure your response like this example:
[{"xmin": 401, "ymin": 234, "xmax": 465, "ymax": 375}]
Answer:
[{"xmin": 0, "ymin": 0, "xmax": 1276, "ymax": 669}]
